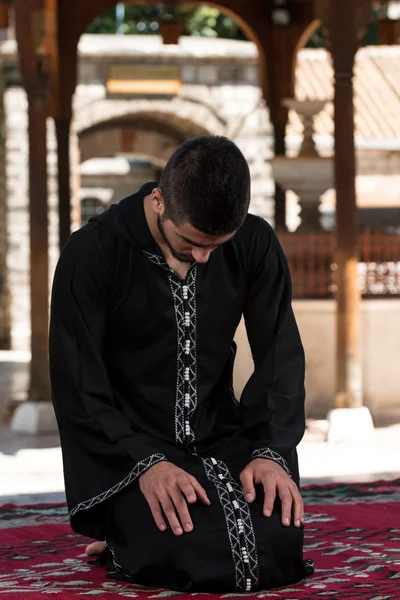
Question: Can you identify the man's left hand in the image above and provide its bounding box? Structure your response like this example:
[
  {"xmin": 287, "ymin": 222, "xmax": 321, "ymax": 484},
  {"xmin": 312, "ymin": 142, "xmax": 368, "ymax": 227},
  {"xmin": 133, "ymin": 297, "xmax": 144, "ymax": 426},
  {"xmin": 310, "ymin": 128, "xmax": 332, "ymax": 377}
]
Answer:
[{"xmin": 240, "ymin": 458, "xmax": 304, "ymax": 528}]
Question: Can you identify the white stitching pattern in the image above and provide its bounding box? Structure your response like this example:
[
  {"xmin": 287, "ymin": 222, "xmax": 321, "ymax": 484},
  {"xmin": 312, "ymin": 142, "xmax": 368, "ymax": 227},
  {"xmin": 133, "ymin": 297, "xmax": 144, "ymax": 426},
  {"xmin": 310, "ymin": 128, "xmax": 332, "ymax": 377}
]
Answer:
[
  {"xmin": 69, "ymin": 453, "xmax": 167, "ymax": 518},
  {"xmin": 169, "ymin": 268, "xmax": 198, "ymax": 446},
  {"xmin": 203, "ymin": 457, "xmax": 259, "ymax": 592},
  {"xmin": 251, "ymin": 447, "xmax": 292, "ymax": 478},
  {"xmin": 142, "ymin": 251, "xmax": 170, "ymax": 271},
  {"xmin": 107, "ymin": 542, "xmax": 134, "ymax": 580}
]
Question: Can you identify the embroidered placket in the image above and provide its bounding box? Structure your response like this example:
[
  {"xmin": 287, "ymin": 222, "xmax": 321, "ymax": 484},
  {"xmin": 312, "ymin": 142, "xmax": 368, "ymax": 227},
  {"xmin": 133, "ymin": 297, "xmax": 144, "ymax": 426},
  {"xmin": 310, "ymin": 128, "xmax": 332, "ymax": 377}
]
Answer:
[
  {"xmin": 203, "ymin": 457, "xmax": 259, "ymax": 592},
  {"xmin": 169, "ymin": 269, "xmax": 198, "ymax": 448}
]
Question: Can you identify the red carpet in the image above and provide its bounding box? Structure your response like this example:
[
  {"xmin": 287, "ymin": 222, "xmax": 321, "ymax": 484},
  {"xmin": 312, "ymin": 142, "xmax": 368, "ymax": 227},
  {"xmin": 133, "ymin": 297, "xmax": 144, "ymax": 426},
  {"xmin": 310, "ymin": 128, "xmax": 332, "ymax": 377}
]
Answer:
[{"xmin": 1, "ymin": 480, "xmax": 400, "ymax": 599}]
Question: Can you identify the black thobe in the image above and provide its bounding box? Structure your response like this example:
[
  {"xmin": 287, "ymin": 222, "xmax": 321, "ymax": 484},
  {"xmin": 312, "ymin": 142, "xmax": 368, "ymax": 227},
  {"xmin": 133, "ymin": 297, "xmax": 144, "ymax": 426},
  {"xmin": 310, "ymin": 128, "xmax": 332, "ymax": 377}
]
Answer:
[{"xmin": 49, "ymin": 182, "xmax": 313, "ymax": 592}]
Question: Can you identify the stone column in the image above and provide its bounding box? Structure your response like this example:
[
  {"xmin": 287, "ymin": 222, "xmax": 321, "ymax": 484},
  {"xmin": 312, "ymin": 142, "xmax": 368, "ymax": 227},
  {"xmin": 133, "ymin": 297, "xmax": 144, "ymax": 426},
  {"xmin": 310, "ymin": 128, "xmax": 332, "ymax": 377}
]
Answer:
[
  {"xmin": 271, "ymin": 155, "xmax": 333, "ymax": 233},
  {"xmin": 283, "ymin": 98, "xmax": 329, "ymax": 231},
  {"xmin": 0, "ymin": 58, "xmax": 11, "ymax": 349},
  {"xmin": 55, "ymin": 116, "xmax": 71, "ymax": 251}
]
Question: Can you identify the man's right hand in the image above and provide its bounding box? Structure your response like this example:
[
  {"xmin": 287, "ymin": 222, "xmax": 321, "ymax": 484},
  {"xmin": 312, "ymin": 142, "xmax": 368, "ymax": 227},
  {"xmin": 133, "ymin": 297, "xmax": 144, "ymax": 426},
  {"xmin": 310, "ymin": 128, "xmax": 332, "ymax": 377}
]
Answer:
[{"xmin": 139, "ymin": 461, "xmax": 211, "ymax": 536}]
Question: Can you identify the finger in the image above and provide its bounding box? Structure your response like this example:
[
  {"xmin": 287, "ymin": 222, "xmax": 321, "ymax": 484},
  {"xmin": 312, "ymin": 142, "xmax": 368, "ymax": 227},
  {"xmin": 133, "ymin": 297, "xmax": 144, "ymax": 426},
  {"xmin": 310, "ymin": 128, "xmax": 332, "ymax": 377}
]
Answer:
[
  {"xmin": 262, "ymin": 479, "xmax": 277, "ymax": 517},
  {"xmin": 145, "ymin": 493, "xmax": 168, "ymax": 532},
  {"xmin": 278, "ymin": 485, "xmax": 293, "ymax": 526},
  {"xmin": 158, "ymin": 492, "xmax": 184, "ymax": 536},
  {"xmin": 170, "ymin": 488, "xmax": 193, "ymax": 533},
  {"xmin": 157, "ymin": 489, "xmax": 185, "ymax": 536},
  {"xmin": 240, "ymin": 469, "xmax": 256, "ymax": 503},
  {"xmin": 190, "ymin": 478, "xmax": 211, "ymax": 506},
  {"xmin": 178, "ymin": 478, "xmax": 198, "ymax": 505},
  {"xmin": 291, "ymin": 486, "xmax": 304, "ymax": 528}
]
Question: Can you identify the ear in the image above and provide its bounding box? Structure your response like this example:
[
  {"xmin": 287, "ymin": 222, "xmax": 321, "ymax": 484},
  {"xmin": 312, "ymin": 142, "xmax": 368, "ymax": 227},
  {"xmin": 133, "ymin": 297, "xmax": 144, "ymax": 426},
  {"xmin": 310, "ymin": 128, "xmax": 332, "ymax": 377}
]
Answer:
[{"xmin": 151, "ymin": 188, "xmax": 165, "ymax": 216}]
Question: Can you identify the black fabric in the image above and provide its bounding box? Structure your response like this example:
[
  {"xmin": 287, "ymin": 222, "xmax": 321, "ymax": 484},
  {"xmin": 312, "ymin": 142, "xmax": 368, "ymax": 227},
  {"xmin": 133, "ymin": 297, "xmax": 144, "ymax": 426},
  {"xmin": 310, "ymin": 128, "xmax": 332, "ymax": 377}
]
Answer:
[
  {"xmin": 104, "ymin": 441, "xmax": 306, "ymax": 593},
  {"xmin": 49, "ymin": 182, "xmax": 309, "ymax": 591}
]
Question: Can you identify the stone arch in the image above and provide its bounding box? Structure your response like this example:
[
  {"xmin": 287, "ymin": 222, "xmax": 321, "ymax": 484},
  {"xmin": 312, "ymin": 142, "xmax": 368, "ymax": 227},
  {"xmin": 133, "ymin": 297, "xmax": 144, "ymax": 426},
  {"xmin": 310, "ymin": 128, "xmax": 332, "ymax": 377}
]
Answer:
[
  {"xmin": 77, "ymin": 101, "xmax": 226, "ymax": 165},
  {"xmin": 79, "ymin": 120, "xmax": 181, "ymax": 165},
  {"xmin": 75, "ymin": 97, "xmax": 226, "ymax": 140}
]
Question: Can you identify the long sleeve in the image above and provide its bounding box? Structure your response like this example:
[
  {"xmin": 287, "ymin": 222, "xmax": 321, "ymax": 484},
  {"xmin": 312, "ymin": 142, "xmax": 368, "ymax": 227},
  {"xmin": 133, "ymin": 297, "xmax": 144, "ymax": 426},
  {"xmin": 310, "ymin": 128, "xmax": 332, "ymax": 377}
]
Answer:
[
  {"xmin": 241, "ymin": 219, "xmax": 305, "ymax": 477},
  {"xmin": 49, "ymin": 226, "xmax": 167, "ymax": 538}
]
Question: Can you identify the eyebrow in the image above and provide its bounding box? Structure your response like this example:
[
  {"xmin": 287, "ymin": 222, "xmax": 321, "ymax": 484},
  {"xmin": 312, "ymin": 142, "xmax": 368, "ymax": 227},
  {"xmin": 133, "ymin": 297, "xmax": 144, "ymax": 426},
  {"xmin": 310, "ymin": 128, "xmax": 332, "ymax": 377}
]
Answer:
[{"xmin": 178, "ymin": 234, "xmax": 235, "ymax": 248}]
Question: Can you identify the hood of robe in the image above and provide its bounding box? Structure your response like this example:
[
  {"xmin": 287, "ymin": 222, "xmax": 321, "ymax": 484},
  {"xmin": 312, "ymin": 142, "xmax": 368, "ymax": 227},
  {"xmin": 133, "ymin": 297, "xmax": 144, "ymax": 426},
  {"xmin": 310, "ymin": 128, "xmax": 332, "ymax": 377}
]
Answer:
[{"xmin": 88, "ymin": 181, "xmax": 162, "ymax": 256}]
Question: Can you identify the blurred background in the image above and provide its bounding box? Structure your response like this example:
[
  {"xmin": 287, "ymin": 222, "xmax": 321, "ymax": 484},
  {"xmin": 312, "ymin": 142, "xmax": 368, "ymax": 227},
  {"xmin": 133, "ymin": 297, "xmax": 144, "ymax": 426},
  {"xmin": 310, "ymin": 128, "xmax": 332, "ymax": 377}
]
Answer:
[{"xmin": 0, "ymin": 0, "xmax": 399, "ymax": 504}]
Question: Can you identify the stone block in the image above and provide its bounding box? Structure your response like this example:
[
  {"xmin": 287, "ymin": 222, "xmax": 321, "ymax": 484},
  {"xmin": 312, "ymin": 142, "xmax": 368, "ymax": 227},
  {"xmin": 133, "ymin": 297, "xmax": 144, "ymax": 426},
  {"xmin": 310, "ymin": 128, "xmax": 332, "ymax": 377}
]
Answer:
[
  {"xmin": 10, "ymin": 401, "xmax": 58, "ymax": 435},
  {"xmin": 327, "ymin": 406, "xmax": 375, "ymax": 444},
  {"xmin": 198, "ymin": 65, "xmax": 218, "ymax": 84}
]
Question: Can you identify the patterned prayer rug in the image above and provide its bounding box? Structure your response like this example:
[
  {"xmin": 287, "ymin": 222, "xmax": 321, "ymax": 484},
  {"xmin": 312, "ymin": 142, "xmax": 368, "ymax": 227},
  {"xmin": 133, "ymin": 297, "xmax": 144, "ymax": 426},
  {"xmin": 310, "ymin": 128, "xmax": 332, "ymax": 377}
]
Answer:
[{"xmin": 1, "ymin": 480, "xmax": 400, "ymax": 599}]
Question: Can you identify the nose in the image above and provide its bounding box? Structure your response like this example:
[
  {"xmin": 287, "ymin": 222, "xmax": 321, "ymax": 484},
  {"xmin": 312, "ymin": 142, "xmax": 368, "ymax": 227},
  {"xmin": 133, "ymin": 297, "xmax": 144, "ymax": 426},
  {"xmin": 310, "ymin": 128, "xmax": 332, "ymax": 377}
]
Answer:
[{"xmin": 191, "ymin": 247, "xmax": 212, "ymax": 263}]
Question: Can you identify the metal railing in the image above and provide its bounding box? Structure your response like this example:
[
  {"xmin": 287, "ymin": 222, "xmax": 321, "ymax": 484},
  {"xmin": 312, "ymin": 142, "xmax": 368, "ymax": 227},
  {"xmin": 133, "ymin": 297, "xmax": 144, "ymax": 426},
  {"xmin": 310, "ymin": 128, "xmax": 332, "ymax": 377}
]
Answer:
[{"xmin": 279, "ymin": 231, "xmax": 400, "ymax": 299}]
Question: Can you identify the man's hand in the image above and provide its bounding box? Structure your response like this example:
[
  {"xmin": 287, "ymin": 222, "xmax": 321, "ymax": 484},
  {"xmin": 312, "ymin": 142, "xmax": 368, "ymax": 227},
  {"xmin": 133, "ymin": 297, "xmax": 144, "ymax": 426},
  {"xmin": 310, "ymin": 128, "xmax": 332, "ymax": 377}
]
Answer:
[
  {"xmin": 139, "ymin": 461, "xmax": 211, "ymax": 536},
  {"xmin": 240, "ymin": 458, "xmax": 304, "ymax": 528}
]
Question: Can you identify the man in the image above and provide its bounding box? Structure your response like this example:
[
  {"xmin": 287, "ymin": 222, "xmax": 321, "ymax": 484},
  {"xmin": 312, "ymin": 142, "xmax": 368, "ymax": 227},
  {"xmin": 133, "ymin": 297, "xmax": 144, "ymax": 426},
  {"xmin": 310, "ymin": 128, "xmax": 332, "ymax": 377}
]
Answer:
[{"xmin": 49, "ymin": 136, "xmax": 314, "ymax": 592}]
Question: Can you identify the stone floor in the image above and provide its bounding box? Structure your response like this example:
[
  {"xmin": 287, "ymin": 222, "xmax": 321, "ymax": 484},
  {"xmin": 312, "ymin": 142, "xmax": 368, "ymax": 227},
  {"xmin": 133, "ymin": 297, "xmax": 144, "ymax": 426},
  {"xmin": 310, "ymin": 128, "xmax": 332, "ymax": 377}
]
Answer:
[
  {"xmin": 1, "ymin": 352, "xmax": 399, "ymax": 505},
  {"xmin": 1, "ymin": 421, "xmax": 400, "ymax": 506}
]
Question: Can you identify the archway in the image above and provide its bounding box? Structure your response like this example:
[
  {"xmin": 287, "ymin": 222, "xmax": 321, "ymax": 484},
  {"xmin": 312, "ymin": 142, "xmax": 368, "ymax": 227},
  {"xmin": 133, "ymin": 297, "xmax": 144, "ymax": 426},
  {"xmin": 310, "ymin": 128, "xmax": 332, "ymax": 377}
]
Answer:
[{"xmin": 75, "ymin": 109, "xmax": 218, "ymax": 225}]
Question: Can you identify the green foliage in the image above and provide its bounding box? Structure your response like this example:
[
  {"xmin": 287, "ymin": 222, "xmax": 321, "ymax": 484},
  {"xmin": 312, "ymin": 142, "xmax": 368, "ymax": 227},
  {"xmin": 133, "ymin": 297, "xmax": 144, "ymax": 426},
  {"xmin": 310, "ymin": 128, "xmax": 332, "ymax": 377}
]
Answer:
[
  {"xmin": 185, "ymin": 7, "xmax": 245, "ymax": 40},
  {"xmin": 87, "ymin": 5, "xmax": 246, "ymax": 39},
  {"xmin": 87, "ymin": 3, "xmax": 395, "ymax": 45},
  {"xmin": 304, "ymin": 4, "xmax": 390, "ymax": 49}
]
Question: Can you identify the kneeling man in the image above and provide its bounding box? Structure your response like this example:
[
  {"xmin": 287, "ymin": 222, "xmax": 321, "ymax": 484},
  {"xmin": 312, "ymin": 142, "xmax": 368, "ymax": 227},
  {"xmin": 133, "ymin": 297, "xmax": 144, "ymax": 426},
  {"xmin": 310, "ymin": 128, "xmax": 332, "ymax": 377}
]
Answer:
[{"xmin": 49, "ymin": 136, "xmax": 314, "ymax": 592}]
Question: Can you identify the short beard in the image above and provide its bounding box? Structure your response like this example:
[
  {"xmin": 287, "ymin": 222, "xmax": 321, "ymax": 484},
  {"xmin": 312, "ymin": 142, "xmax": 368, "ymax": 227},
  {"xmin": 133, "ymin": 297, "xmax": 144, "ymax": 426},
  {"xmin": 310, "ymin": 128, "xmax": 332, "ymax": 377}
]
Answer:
[{"xmin": 157, "ymin": 215, "xmax": 194, "ymax": 264}]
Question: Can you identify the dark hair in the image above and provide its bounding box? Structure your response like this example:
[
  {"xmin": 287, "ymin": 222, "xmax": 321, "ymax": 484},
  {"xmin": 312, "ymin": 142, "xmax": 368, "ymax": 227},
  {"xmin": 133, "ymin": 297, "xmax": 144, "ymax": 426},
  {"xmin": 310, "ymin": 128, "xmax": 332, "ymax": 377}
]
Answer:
[{"xmin": 158, "ymin": 136, "xmax": 251, "ymax": 235}]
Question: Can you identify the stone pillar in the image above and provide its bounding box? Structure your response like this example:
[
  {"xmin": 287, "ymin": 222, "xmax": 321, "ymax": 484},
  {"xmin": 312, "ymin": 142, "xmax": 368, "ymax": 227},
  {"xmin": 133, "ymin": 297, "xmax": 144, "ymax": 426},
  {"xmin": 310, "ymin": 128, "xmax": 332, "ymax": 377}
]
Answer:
[
  {"xmin": 283, "ymin": 99, "xmax": 329, "ymax": 231},
  {"xmin": 0, "ymin": 58, "xmax": 11, "ymax": 349},
  {"xmin": 298, "ymin": 196, "xmax": 324, "ymax": 232},
  {"xmin": 55, "ymin": 116, "xmax": 71, "ymax": 251},
  {"xmin": 271, "ymin": 155, "xmax": 333, "ymax": 233},
  {"xmin": 27, "ymin": 84, "xmax": 50, "ymax": 403}
]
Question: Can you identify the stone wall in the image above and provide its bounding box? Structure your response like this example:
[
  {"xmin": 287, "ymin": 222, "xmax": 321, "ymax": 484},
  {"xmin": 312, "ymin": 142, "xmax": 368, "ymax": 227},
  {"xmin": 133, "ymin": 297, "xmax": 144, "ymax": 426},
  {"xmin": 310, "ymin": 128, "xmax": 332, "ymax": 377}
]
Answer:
[{"xmin": 234, "ymin": 300, "xmax": 400, "ymax": 424}]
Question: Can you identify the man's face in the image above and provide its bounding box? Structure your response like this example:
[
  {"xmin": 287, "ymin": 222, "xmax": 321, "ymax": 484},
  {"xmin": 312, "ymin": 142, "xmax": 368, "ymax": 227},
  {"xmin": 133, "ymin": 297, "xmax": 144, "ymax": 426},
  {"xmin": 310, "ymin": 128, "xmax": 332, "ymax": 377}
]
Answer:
[{"xmin": 157, "ymin": 215, "xmax": 235, "ymax": 264}]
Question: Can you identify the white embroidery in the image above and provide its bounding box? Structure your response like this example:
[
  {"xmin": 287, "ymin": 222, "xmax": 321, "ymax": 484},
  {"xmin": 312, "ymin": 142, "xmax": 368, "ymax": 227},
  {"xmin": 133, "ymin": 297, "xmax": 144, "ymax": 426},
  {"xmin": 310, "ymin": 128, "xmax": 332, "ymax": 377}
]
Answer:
[
  {"xmin": 202, "ymin": 457, "xmax": 259, "ymax": 592},
  {"xmin": 69, "ymin": 453, "xmax": 167, "ymax": 519},
  {"xmin": 142, "ymin": 251, "xmax": 198, "ymax": 448},
  {"xmin": 251, "ymin": 447, "xmax": 292, "ymax": 478},
  {"xmin": 169, "ymin": 268, "xmax": 198, "ymax": 446},
  {"xmin": 142, "ymin": 251, "xmax": 170, "ymax": 271}
]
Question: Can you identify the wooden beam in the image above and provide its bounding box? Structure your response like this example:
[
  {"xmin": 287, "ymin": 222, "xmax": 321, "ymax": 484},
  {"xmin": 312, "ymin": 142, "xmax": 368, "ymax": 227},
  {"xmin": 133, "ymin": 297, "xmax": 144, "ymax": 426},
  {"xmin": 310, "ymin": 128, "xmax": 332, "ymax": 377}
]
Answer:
[
  {"xmin": 243, "ymin": 3, "xmax": 315, "ymax": 231},
  {"xmin": 27, "ymin": 83, "xmax": 51, "ymax": 403},
  {"xmin": 14, "ymin": 0, "xmax": 51, "ymax": 402},
  {"xmin": 317, "ymin": 0, "xmax": 370, "ymax": 409},
  {"xmin": 0, "ymin": 0, "xmax": 11, "ymax": 29},
  {"xmin": 55, "ymin": 117, "xmax": 72, "ymax": 251}
]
